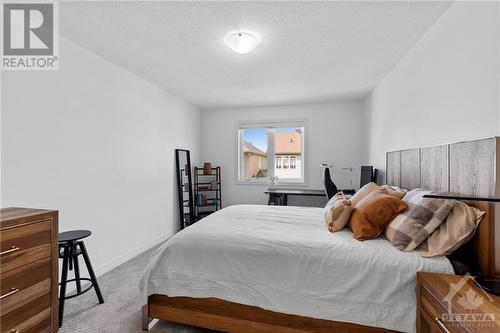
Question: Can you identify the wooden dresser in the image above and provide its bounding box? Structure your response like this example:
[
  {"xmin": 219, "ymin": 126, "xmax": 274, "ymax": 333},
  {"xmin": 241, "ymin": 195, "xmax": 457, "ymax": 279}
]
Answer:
[
  {"xmin": 1, "ymin": 207, "xmax": 59, "ymax": 333},
  {"xmin": 417, "ymin": 272, "xmax": 500, "ymax": 333}
]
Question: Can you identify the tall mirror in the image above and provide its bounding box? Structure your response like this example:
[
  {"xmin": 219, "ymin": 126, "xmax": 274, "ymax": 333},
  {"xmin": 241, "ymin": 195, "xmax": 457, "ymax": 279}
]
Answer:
[{"xmin": 175, "ymin": 149, "xmax": 194, "ymax": 229}]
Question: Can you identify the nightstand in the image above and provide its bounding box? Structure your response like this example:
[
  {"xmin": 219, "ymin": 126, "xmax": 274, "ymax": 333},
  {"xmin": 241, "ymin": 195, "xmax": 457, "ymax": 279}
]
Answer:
[{"xmin": 417, "ymin": 272, "xmax": 500, "ymax": 333}]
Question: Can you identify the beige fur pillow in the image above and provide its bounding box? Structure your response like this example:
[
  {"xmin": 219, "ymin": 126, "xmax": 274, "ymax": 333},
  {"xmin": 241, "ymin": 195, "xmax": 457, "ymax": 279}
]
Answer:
[
  {"xmin": 418, "ymin": 201, "xmax": 485, "ymax": 257},
  {"xmin": 350, "ymin": 182, "xmax": 407, "ymax": 206},
  {"xmin": 324, "ymin": 192, "xmax": 353, "ymax": 232},
  {"xmin": 381, "ymin": 185, "xmax": 407, "ymax": 199},
  {"xmin": 350, "ymin": 182, "xmax": 381, "ymax": 206}
]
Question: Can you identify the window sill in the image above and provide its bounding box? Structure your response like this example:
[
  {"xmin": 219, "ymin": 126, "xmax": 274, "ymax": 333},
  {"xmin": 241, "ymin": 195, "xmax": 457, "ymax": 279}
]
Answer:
[
  {"xmin": 235, "ymin": 180, "xmax": 308, "ymax": 187},
  {"xmin": 274, "ymin": 182, "xmax": 308, "ymax": 187},
  {"xmin": 235, "ymin": 180, "xmax": 271, "ymax": 186}
]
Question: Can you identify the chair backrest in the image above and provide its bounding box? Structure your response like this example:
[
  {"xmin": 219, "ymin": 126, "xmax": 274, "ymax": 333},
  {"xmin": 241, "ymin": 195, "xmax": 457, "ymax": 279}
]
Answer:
[{"xmin": 323, "ymin": 168, "xmax": 338, "ymax": 200}]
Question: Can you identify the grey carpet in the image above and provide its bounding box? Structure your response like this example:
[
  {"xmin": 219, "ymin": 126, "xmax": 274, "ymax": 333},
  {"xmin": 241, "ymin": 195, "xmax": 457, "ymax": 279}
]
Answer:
[{"xmin": 60, "ymin": 247, "xmax": 216, "ymax": 333}]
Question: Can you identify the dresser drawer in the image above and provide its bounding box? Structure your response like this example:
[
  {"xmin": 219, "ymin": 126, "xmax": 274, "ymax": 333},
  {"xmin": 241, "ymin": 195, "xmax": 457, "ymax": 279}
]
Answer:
[
  {"xmin": 0, "ymin": 294, "xmax": 51, "ymax": 333},
  {"xmin": 0, "ymin": 208, "xmax": 58, "ymax": 333},
  {"xmin": 421, "ymin": 307, "xmax": 453, "ymax": 333},
  {"xmin": 0, "ymin": 258, "xmax": 51, "ymax": 317},
  {"xmin": 0, "ymin": 220, "xmax": 52, "ymax": 273},
  {"xmin": 420, "ymin": 286, "xmax": 468, "ymax": 333}
]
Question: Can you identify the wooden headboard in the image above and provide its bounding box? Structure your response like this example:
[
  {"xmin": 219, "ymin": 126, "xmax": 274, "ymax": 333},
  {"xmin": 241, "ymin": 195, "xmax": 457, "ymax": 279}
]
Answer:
[{"xmin": 385, "ymin": 137, "xmax": 499, "ymax": 278}]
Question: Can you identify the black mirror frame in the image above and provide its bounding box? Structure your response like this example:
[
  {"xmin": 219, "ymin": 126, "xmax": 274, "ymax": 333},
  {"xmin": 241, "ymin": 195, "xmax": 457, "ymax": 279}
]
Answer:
[{"xmin": 175, "ymin": 149, "xmax": 195, "ymax": 229}]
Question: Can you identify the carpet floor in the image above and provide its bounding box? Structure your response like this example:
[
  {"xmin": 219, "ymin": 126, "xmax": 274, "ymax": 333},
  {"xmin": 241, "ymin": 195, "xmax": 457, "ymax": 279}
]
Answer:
[{"xmin": 59, "ymin": 247, "xmax": 216, "ymax": 333}]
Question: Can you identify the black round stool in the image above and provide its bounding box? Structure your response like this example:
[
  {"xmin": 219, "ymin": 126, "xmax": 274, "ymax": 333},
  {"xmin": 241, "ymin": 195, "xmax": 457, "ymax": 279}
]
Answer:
[{"xmin": 58, "ymin": 230, "xmax": 104, "ymax": 327}]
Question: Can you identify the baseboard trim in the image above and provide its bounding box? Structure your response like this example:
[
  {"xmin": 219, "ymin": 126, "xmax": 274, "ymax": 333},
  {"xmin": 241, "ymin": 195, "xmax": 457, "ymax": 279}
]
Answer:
[{"xmin": 94, "ymin": 232, "xmax": 174, "ymax": 277}]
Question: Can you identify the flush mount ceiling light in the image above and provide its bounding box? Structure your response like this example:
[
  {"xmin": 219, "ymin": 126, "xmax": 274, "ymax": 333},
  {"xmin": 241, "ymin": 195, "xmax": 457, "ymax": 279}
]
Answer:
[{"xmin": 224, "ymin": 30, "xmax": 261, "ymax": 54}]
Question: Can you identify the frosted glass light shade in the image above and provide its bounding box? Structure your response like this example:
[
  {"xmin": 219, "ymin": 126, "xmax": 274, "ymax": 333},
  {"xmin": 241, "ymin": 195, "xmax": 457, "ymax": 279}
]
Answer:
[{"xmin": 224, "ymin": 31, "xmax": 261, "ymax": 54}]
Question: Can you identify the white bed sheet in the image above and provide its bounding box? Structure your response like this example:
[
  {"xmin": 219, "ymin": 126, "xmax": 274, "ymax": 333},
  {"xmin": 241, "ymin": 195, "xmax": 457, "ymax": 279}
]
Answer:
[{"xmin": 140, "ymin": 204, "xmax": 453, "ymax": 333}]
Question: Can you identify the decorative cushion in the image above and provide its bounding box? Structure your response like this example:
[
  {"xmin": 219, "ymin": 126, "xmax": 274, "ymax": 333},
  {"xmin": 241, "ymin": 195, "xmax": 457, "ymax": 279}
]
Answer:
[
  {"xmin": 348, "ymin": 190, "xmax": 408, "ymax": 241},
  {"xmin": 417, "ymin": 201, "xmax": 485, "ymax": 257},
  {"xmin": 350, "ymin": 182, "xmax": 380, "ymax": 206},
  {"xmin": 350, "ymin": 182, "xmax": 407, "ymax": 207},
  {"xmin": 385, "ymin": 189, "xmax": 455, "ymax": 251},
  {"xmin": 323, "ymin": 192, "xmax": 353, "ymax": 233},
  {"xmin": 381, "ymin": 185, "xmax": 407, "ymax": 199}
]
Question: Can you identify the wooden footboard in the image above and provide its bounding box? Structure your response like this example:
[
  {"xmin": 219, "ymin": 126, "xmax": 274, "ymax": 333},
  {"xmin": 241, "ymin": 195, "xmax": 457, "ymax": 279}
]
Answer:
[{"xmin": 143, "ymin": 294, "xmax": 399, "ymax": 333}]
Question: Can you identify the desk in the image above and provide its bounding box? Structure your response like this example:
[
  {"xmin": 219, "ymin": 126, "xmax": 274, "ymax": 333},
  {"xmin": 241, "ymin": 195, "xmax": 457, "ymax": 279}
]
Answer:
[
  {"xmin": 264, "ymin": 189, "xmax": 326, "ymax": 206},
  {"xmin": 264, "ymin": 188, "xmax": 356, "ymax": 206}
]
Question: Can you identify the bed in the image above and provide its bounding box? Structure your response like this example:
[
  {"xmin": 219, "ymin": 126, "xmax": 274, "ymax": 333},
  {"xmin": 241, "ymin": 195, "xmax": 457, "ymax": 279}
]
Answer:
[
  {"xmin": 140, "ymin": 137, "xmax": 497, "ymax": 333},
  {"xmin": 141, "ymin": 205, "xmax": 453, "ymax": 333}
]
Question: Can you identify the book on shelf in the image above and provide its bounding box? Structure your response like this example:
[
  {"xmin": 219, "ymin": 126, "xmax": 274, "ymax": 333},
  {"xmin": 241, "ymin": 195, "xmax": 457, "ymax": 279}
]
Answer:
[{"xmin": 195, "ymin": 194, "xmax": 220, "ymax": 206}]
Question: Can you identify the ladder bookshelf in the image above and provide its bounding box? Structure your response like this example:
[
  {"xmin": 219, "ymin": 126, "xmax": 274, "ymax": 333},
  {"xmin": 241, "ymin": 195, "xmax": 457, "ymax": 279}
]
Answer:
[{"xmin": 193, "ymin": 166, "xmax": 222, "ymax": 220}]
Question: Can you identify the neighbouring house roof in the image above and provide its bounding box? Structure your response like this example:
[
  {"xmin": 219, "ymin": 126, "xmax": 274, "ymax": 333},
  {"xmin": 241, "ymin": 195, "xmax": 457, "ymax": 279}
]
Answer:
[
  {"xmin": 243, "ymin": 141, "xmax": 267, "ymax": 157},
  {"xmin": 256, "ymin": 169, "xmax": 267, "ymax": 177},
  {"xmin": 274, "ymin": 131, "xmax": 301, "ymax": 155}
]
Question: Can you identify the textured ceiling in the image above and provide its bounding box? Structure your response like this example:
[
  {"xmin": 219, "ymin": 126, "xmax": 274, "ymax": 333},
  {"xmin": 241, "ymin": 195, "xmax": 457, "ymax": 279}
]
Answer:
[{"xmin": 60, "ymin": 1, "xmax": 451, "ymax": 109}]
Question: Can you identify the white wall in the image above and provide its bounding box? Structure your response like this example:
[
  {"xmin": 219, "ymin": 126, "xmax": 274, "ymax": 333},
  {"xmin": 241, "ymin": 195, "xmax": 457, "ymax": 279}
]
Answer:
[
  {"xmin": 200, "ymin": 101, "xmax": 366, "ymax": 207},
  {"xmin": 366, "ymin": 1, "xmax": 500, "ymax": 181},
  {"xmin": 1, "ymin": 37, "xmax": 200, "ymax": 275}
]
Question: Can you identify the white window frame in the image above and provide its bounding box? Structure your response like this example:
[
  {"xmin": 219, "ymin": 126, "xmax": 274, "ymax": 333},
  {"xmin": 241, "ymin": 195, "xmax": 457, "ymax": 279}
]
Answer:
[
  {"xmin": 237, "ymin": 120, "xmax": 307, "ymax": 185},
  {"xmin": 276, "ymin": 156, "xmax": 282, "ymax": 169},
  {"xmin": 283, "ymin": 156, "xmax": 289, "ymax": 169},
  {"xmin": 290, "ymin": 156, "xmax": 297, "ymax": 169}
]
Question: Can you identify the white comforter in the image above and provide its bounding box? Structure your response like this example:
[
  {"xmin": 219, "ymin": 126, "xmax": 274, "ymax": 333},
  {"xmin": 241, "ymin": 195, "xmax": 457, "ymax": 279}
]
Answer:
[{"xmin": 140, "ymin": 205, "xmax": 453, "ymax": 333}]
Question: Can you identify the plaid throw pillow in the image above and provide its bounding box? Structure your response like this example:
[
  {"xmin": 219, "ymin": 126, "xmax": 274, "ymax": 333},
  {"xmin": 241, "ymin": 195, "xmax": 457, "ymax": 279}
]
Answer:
[
  {"xmin": 385, "ymin": 189, "xmax": 454, "ymax": 251},
  {"xmin": 417, "ymin": 201, "xmax": 485, "ymax": 257}
]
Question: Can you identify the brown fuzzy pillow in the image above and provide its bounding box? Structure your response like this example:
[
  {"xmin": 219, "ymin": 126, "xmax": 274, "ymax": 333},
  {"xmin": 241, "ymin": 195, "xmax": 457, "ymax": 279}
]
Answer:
[{"xmin": 348, "ymin": 190, "xmax": 408, "ymax": 241}]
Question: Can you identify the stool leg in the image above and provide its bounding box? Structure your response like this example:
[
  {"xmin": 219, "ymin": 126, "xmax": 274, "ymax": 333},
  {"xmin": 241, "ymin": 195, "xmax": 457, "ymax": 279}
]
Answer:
[
  {"xmin": 73, "ymin": 254, "xmax": 82, "ymax": 293},
  {"xmin": 59, "ymin": 246, "xmax": 70, "ymax": 328},
  {"xmin": 68, "ymin": 244, "xmax": 74, "ymax": 271},
  {"xmin": 78, "ymin": 241, "xmax": 104, "ymax": 304}
]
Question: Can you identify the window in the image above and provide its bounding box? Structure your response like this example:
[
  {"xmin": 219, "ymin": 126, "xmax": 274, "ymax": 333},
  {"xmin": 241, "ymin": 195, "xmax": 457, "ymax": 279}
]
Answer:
[
  {"xmin": 239, "ymin": 128, "xmax": 268, "ymax": 179},
  {"xmin": 283, "ymin": 156, "xmax": 289, "ymax": 169},
  {"xmin": 238, "ymin": 121, "xmax": 305, "ymax": 184}
]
